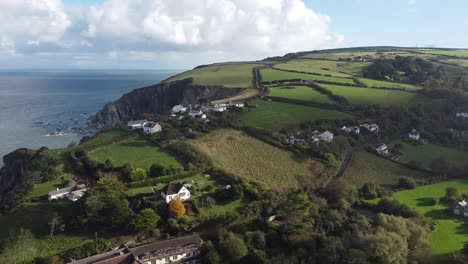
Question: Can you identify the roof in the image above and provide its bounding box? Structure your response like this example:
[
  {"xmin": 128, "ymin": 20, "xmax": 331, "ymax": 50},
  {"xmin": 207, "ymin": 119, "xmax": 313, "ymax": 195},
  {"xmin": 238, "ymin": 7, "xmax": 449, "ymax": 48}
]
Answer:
[
  {"xmin": 128, "ymin": 120, "xmax": 147, "ymax": 126},
  {"xmin": 376, "ymin": 144, "xmax": 387, "ymax": 151},
  {"xmin": 144, "ymin": 122, "xmax": 158, "ymax": 128},
  {"xmin": 67, "ymin": 246, "xmax": 130, "ymax": 264},
  {"xmin": 409, "ymin": 129, "xmax": 419, "ymax": 135},
  {"xmin": 49, "ymin": 186, "xmax": 74, "ymax": 196},
  {"xmin": 161, "ymin": 182, "xmax": 185, "ymax": 195},
  {"xmin": 129, "ymin": 234, "xmax": 201, "ymax": 259},
  {"xmin": 320, "ymin": 131, "xmax": 334, "ymax": 137}
]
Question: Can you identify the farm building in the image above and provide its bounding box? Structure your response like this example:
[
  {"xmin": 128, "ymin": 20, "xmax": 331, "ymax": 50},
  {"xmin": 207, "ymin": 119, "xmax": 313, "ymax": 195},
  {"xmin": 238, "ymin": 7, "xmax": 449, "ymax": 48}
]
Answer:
[
  {"xmin": 143, "ymin": 122, "xmax": 162, "ymax": 134},
  {"xmin": 213, "ymin": 104, "xmax": 228, "ymax": 112},
  {"xmin": 317, "ymin": 131, "xmax": 334, "ymax": 142},
  {"xmin": 376, "ymin": 144, "xmax": 389, "ymax": 156},
  {"xmin": 172, "ymin": 104, "xmax": 188, "ymax": 113},
  {"xmin": 48, "ymin": 184, "xmax": 87, "ymax": 202},
  {"xmin": 127, "ymin": 120, "xmax": 147, "ymax": 130},
  {"xmin": 161, "ymin": 182, "xmax": 191, "ymax": 203},
  {"xmin": 453, "ymin": 200, "xmax": 468, "ymax": 217},
  {"xmin": 408, "ymin": 129, "xmax": 420, "ymax": 141}
]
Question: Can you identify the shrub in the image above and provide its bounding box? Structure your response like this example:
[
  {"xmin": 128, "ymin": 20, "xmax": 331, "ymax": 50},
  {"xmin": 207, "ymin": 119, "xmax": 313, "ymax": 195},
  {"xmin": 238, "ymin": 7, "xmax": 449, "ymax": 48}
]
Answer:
[
  {"xmin": 130, "ymin": 168, "xmax": 148, "ymax": 182},
  {"xmin": 398, "ymin": 176, "xmax": 418, "ymax": 190}
]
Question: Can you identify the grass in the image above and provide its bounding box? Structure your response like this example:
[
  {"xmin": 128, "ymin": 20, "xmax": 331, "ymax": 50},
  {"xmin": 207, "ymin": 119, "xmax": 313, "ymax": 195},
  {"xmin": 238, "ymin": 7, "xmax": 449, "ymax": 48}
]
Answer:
[
  {"xmin": 391, "ymin": 180, "xmax": 468, "ymax": 258},
  {"xmin": 239, "ymin": 99, "xmax": 353, "ymax": 130},
  {"xmin": 416, "ymin": 49, "xmax": 468, "ymax": 58},
  {"xmin": 261, "ymin": 68, "xmax": 356, "ymax": 84},
  {"xmin": 299, "ymin": 51, "xmax": 413, "ymax": 60},
  {"xmin": 274, "ymin": 59, "xmax": 352, "ymax": 77},
  {"xmin": 268, "ymin": 86, "xmax": 334, "ymax": 104},
  {"xmin": 88, "ymin": 136, "xmax": 182, "ymax": 169},
  {"xmin": 442, "ymin": 59, "xmax": 468, "ymax": 68},
  {"xmin": 391, "ymin": 141, "xmax": 468, "ymax": 169},
  {"xmin": 165, "ymin": 63, "xmax": 263, "ymax": 88},
  {"xmin": 211, "ymin": 89, "xmax": 259, "ymax": 104},
  {"xmin": 30, "ymin": 179, "xmax": 65, "ymax": 199},
  {"xmin": 358, "ymin": 77, "xmax": 421, "ymax": 90},
  {"xmin": 342, "ymin": 151, "xmax": 433, "ymax": 187},
  {"xmin": 190, "ymin": 129, "xmax": 319, "ymax": 188},
  {"xmin": 318, "ymin": 83, "xmax": 421, "ymax": 106},
  {"xmin": 198, "ymin": 199, "xmax": 246, "ymax": 218},
  {"xmin": 125, "ymin": 186, "xmax": 155, "ymax": 197}
]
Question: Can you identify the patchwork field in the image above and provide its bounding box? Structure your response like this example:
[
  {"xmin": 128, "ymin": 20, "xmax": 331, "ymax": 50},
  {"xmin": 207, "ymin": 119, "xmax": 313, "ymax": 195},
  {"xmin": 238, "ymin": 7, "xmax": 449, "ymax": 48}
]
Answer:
[
  {"xmin": 261, "ymin": 68, "xmax": 355, "ymax": 84},
  {"xmin": 274, "ymin": 59, "xmax": 352, "ymax": 77},
  {"xmin": 358, "ymin": 77, "xmax": 421, "ymax": 90},
  {"xmin": 342, "ymin": 151, "xmax": 432, "ymax": 187},
  {"xmin": 318, "ymin": 83, "xmax": 421, "ymax": 106},
  {"xmin": 239, "ymin": 99, "xmax": 354, "ymax": 130},
  {"xmin": 165, "ymin": 63, "xmax": 263, "ymax": 88},
  {"xmin": 391, "ymin": 141, "xmax": 468, "ymax": 169},
  {"xmin": 89, "ymin": 136, "xmax": 182, "ymax": 169},
  {"xmin": 392, "ymin": 181, "xmax": 468, "ymax": 258},
  {"xmin": 190, "ymin": 129, "xmax": 317, "ymax": 188},
  {"xmin": 268, "ymin": 86, "xmax": 334, "ymax": 104},
  {"xmin": 299, "ymin": 51, "xmax": 413, "ymax": 60}
]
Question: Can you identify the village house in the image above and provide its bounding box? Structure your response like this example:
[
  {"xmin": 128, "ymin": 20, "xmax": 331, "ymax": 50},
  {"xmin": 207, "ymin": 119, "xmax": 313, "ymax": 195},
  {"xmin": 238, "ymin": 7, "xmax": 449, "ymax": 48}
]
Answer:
[
  {"xmin": 161, "ymin": 182, "xmax": 191, "ymax": 203},
  {"xmin": 361, "ymin": 124, "xmax": 379, "ymax": 133},
  {"xmin": 68, "ymin": 234, "xmax": 202, "ymax": 264},
  {"xmin": 453, "ymin": 200, "xmax": 468, "ymax": 217},
  {"xmin": 408, "ymin": 129, "xmax": 420, "ymax": 141},
  {"xmin": 172, "ymin": 104, "xmax": 188, "ymax": 114},
  {"xmin": 188, "ymin": 109, "xmax": 203, "ymax": 118},
  {"xmin": 317, "ymin": 131, "xmax": 334, "ymax": 142},
  {"xmin": 286, "ymin": 133, "xmax": 310, "ymax": 145},
  {"xmin": 128, "ymin": 120, "xmax": 147, "ymax": 130},
  {"xmin": 213, "ymin": 104, "xmax": 228, "ymax": 112},
  {"xmin": 376, "ymin": 144, "xmax": 389, "ymax": 156},
  {"xmin": 456, "ymin": 112, "xmax": 468, "ymax": 118},
  {"xmin": 48, "ymin": 184, "xmax": 87, "ymax": 202},
  {"xmin": 143, "ymin": 122, "xmax": 162, "ymax": 134},
  {"xmin": 341, "ymin": 126, "xmax": 360, "ymax": 134},
  {"xmin": 229, "ymin": 101, "xmax": 245, "ymax": 108}
]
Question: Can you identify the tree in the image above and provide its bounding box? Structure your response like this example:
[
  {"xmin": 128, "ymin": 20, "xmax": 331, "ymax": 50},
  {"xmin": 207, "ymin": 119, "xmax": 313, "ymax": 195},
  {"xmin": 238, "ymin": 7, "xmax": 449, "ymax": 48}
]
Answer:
[
  {"xmin": 130, "ymin": 168, "xmax": 147, "ymax": 182},
  {"xmin": 48, "ymin": 212, "xmax": 65, "ymax": 238},
  {"xmin": 149, "ymin": 164, "xmax": 166, "ymax": 178},
  {"xmin": 168, "ymin": 197, "xmax": 186, "ymax": 218},
  {"xmin": 131, "ymin": 208, "xmax": 160, "ymax": 236},
  {"xmin": 204, "ymin": 249, "xmax": 221, "ymax": 264},
  {"xmin": 398, "ymin": 176, "xmax": 417, "ymax": 190},
  {"xmin": 218, "ymin": 232, "xmax": 248, "ymax": 261}
]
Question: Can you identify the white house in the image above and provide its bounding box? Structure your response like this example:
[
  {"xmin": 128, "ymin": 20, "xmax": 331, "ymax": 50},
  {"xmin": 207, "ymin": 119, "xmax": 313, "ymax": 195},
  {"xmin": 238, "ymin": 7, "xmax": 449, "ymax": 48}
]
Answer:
[
  {"xmin": 161, "ymin": 182, "xmax": 191, "ymax": 203},
  {"xmin": 318, "ymin": 131, "xmax": 334, "ymax": 142},
  {"xmin": 172, "ymin": 104, "xmax": 188, "ymax": 113},
  {"xmin": 361, "ymin": 124, "xmax": 379, "ymax": 133},
  {"xmin": 188, "ymin": 109, "xmax": 203, "ymax": 118},
  {"xmin": 127, "ymin": 120, "xmax": 147, "ymax": 130},
  {"xmin": 376, "ymin": 144, "xmax": 389, "ymax": 156},
  {"xmin": 342, "ymin": 126, "xmax": 360, "ymax": 134},
  {"xmin": 48, "ymin": 184, "xmax": 87, "ymax": 202},
  {"xmin": 213, "ymin": 104, "xmax": 228, "ymax": 112},
  {"xmin": 408, "ymin": 129, "xmax": 420, "ymax": 141},
  {"xmin": 143, "ymin": 122, "xmax": 162, "ymax": 134},
  {"xmin": 229, "ymin": 101, "xmax": 245, "ymax": 108},
  {"xmin": 456, "ymin": 112, "xmax": 468, "ymax": 118}
]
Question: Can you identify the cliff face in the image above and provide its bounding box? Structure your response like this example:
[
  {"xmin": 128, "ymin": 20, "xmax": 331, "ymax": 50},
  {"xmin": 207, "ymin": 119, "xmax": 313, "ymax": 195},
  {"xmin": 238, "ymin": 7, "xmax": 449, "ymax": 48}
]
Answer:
[
  {"xmin": 0, "ymin": 149, "xmax": 35, "ymax": 211},
  {"xmin": 89, "ymin": 79, "xmax": 244, "ymax": 128}
]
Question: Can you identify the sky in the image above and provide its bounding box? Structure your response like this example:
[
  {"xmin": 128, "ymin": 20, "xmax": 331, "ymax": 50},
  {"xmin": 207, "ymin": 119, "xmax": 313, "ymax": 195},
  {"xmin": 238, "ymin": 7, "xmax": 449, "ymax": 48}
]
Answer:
[{"xmin": 0, "ymin": 0, "xmax": 467, "ymax": 69}]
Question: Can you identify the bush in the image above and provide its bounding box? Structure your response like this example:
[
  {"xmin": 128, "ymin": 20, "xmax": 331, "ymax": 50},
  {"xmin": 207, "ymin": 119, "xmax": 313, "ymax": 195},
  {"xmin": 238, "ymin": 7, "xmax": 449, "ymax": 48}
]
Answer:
[
  {"xmin": 398, "ymin": 176, "xmax": 418, "ymax": 189},
  {"xmin": 130, "ymin": 168, "xmax": 148, "ymax": 182}
]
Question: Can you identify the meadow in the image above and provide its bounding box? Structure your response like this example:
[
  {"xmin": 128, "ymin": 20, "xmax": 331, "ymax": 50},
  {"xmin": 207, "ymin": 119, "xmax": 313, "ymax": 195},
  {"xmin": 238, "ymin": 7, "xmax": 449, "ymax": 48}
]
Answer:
[
  {"xmin": 416, "ymin": 49, "xmax": 468, "ymax": 58},
  {"xmin": 268, "ymin": 86, "xmax": 334, "ymax": 104},
  {"xmin": 342, "ymin": 151, "xmax": 433, "ymax": 187},
  {"xmin": 318, "ymin": 83, "xmax": 421, "ymax": 106},
  {"xmin": 442, "ymin": 59, "xmax": 468, "ymax": 68},
  {"xmin": 190, "ymin": 129, "xmax": 317, "ymax": 188},
  {"xmin": 299, "ymin": 51, "xmax": 413, "ymax": 60},
  {"xmin": 357, "ymin": 77, "xmax": 421, "ymax": 90},
  {"xmin": 89, "ymin": 136, "xmax": 182, "ymax": 169},
  {"xmin": 391, "ymin": 141, "xmax": 468, "ymax": 169},
  {"xmin": 392, "ymin": 180, "xmax": 468, "ymax": 258},
  {"xmin": 274, "ymin": 59, "xmax": 352, "ymax": 77},
  {"xmin": 165, "ymin": 63, "xmax": 264, "ymax": 88},
  {"xmin": 261, "ymin": 68, "xmax": 356, "ymax": 84},
  {"xmin": 239, "ymin": 99, "xmax": 353, "ymax": 130}
]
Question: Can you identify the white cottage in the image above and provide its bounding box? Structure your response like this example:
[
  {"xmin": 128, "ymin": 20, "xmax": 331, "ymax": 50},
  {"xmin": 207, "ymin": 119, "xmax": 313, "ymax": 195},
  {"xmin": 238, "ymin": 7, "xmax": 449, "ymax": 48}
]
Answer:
[
  {"xmin": 376, "ymin": 144, "xmax": 389, "ymax": 156},
  {"xmin": 161, "ymin": 182, "xmax": 191, "ymax": 203},
  {"xmin": 318, "ymin": 131, "xmax": 334, "ymax": 142},
  {"xmin": 408, "ymin": 129, "xmax": 420, "ymax": 141},
  {"xmin": 127, "ymin": 120, "xmax": 147, "ymax": 130},
  {"xmin": 172, "ymin": 104, "xmax": 188, "ymax": 113},
  {"xmin": 143, "ymin": 122, "xmax": 162, "ymax": 134}
]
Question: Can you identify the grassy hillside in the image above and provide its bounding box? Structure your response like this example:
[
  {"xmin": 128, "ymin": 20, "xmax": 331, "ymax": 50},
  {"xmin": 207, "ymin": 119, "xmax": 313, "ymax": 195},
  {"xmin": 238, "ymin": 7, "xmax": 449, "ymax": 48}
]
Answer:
[
  {"xmin": 274, "ymin": 59, "xmax": 352, "ymax": 77},
  {"xmin": 416, "ymin": 49, "xmax": 468, "ymax": 58},
  {"xmin": 239, "ymin": 99, "xmax": 353, "ymax": 130},
  {"xmin": 261, "ymin": 68, "xmax": 355, "ymax": 84},
  {"xmin": 358, "ymin": 77, "xmax": 421, "ymax": 90},
  {"xmin": 190, "ymin": 129, "xmax": 318, "ymax": 188},
  {"xmin": 165, "ymin": 63, "xmax": 263, "ymax": 88},
  {"xmin": 268, "ymin": 86, "xmax": 334, "ymax": 104},
  {"xmin": 89, "ymin": 136, "xmax": 182, "ymax": 169}
]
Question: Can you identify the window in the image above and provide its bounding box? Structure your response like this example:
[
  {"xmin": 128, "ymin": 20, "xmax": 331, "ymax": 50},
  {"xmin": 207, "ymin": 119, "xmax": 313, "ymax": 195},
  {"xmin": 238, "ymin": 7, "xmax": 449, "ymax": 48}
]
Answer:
[
  {"xmin": 186, "ymin": 252, "xmax": 191, "ymax": 257},
  {"xmin": 165, "ymin": 257, "xmax": 170, "ymax": 262},
  {"xmin": 173, "ymin": 255, "xmax": 178, "ymax": 260}
]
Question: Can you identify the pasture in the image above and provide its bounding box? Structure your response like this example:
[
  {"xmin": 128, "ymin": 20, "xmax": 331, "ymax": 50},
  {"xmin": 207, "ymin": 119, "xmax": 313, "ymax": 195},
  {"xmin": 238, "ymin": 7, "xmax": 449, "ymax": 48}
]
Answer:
[
  {"xmin": 89, "ymin": 136, "xmax": 182, "ymax": 169},
  {"xmin": 318, "ymin": 83, "xmax": 421, "ymax": 106},
  {"xmin": 342, "ymin": 151, "xmax": 432, "ymax": 187},
  {"xmin": 268, "ymin": 86, "xmax": 333, "ymax": 104},
  {"xmin": 392, "ymin": 180, "xmax": 468, "ymax": 258},
  {"xmin": 391, "ymin": 141, "xmax": 468, "ymax": 169},
  {"xmin": 239, "ymin": 99, "xmax": 353, "ymax": 130},
  {"xmin": 416, "ymin": 49, "xmax": 468, "ymax": 58},
  {"xmin": 190, "ymin": 129, "xmax": 318, "ymax": 188},
  {"xmin": 358, "ymin": 77, "xmax": 421, "ymax": 90},
  {"xmin": 299, "ymin": 51, "xmax": 413, "ymax": 60},
  {"xmin": 442, "ymin": 59, "xmax": 468, "ymax": 68},
  {"xmin": 274, "ymin": 59, "xmax": 351, "ymax": 77},
  {"xmin": 261, "ymin": 68, "xmax": 356, "ymax": 84},
  {"xmin": 165, "ymin": 63, "xmax": 263, "ymax": 88}
]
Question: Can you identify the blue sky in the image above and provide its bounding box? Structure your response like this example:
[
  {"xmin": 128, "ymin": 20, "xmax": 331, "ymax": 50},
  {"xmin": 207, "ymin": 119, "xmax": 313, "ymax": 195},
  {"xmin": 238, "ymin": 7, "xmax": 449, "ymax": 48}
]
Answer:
[{"xmin": 0, "ymin": 0, "xmax": 466, "ymax": 69}]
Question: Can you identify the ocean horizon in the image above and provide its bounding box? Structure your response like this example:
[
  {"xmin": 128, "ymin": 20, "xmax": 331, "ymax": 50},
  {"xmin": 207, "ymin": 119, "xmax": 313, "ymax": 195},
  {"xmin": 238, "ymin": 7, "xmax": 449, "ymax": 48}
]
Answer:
[{"xmin": 0, "ymin": 69, "xmax": 181, "ymax": 166}]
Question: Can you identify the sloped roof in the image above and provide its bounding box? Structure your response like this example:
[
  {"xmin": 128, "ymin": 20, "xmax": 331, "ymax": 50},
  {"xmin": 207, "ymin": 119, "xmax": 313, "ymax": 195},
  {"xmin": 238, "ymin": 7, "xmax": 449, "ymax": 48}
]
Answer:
[
  {"xmin": 128, "ymin": 120, "xmax": 147, "ymax": 126},
  {"xmin": 161, "ymin": 182, "xmax": 185, "ymax": 195},
  {"xmin": 129, "ymin": 234, "xmax": 201, "ymax": 259}
]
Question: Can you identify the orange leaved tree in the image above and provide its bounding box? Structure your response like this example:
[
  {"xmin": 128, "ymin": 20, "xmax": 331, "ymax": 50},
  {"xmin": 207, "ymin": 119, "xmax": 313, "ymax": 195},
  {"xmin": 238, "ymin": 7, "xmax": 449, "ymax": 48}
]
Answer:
[{"xmin": 168, "ymin": 197, "xmax": 186, "ymax": 218}]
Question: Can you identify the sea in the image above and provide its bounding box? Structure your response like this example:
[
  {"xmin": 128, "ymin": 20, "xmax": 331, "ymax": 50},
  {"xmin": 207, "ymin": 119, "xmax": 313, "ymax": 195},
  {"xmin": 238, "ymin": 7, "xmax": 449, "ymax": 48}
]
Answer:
[{"xmin": 0, "ymin": 69, "xmax": 181, "ymax": 166}]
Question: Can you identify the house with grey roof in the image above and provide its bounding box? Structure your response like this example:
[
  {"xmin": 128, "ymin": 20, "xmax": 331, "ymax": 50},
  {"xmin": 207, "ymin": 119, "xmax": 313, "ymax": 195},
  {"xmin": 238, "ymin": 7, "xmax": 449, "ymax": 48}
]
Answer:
[
  {"xmin": 48, "ymin": 184, "xmax": 87, "ymax": 202},
  {"xmin": 143, "ymin": 122, "xmax": 162, "ymax": 134},
  {"xmin": 128, "ymin": 120, "xmax": 147, "ymax": 130}
]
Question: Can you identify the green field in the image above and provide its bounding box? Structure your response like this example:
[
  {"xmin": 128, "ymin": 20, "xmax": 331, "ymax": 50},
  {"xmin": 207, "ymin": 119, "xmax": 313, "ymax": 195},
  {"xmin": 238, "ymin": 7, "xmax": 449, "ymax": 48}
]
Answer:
[
  {"xmin": 443, "ymin": 59, "xmax": 468, "ymax": 67},
  {"xmin": 392, "ymin": 180, "xmax": 468, "ymax": 258},
  {"xmin": 89, "ymin": 136, "xmax": 182, "ymax": 169},
  {"xmin": 358, "ymin": 77, "xmax": 421, "ymax": 90},
  {"xmin": 342, "ymin": 151, "xmax": 432, "ymax": 187},
  {"xmin": 190, "ymin": 129, "xmax": 320, "ymax": 188},
  {"xmin": 318, "ymin": 83, "xmax": 421, "ymax": 106},
  {"xmin": 416, "ymin": 49, "xmax": 468, "ymax": 58},
  {"xmin": 274, "ymin": 59, "xmax": 352, "ymax": 77},
  {"xmin": 165, "ymin": 63, "xmax": 263, "ymax": 88},
  {"xmin": 261, "ymin": 68, "xmax": 356, "ymax": 84},
  {"xmin": 299, "ymin": 51, "xmax": 413, "ymax": 60},
  {"xmin": 268, "ymin": 86, "xmax": 334, "ymax": 104},
  {"xmin": 392, "ymin": 141, "xmax": 468, "ymax": 169},
  {"xmin": 239, "ymin": 99, "xmax": 353, "ymax": 130}
]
